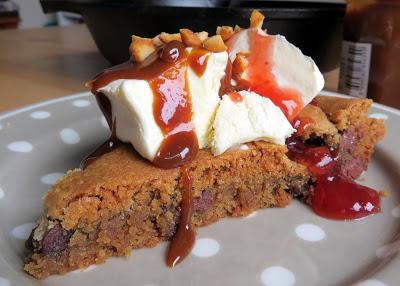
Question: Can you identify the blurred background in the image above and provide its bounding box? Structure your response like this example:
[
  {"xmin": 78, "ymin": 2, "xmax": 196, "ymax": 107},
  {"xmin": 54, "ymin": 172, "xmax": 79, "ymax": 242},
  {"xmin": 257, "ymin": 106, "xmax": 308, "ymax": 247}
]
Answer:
[
  {"xmin": 2, "ymin": 0, "xmax": 345, "ymax": 29},
  {"xmin": 1, "ymin": 0, "xmax": 399, "ymax": 111},
  {"xmin": 0, "ymin": 0, "xmax": 82, "ymax": 28},
  {"xmin": 0, "ymin": 0, "xmax": 83, "ymax": 29}
]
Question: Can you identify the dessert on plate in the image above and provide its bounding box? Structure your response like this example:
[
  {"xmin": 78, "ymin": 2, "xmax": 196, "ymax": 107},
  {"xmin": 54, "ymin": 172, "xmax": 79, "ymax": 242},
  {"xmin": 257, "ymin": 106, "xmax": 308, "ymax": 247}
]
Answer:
[{"xmin": 24, "ymin": 10, "xmax": 385, "ymax": 278}]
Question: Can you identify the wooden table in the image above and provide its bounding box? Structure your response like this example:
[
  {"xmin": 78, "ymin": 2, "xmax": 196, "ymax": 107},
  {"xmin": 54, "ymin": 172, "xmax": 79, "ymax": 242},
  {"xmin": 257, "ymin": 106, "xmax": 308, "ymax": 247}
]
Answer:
[
  {"xmin": 0, "ymin": 24, "xmax": 338, "ymax": 113},
  {"xmin": 0, "ymin": 25, "xmax": 108, "ymax": 113}
]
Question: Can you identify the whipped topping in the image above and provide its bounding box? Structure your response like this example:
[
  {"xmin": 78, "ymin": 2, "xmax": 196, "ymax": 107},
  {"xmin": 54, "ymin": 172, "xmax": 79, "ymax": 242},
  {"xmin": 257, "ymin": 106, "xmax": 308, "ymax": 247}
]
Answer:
[{"xmin": 211, "ymin": 90, "xmax": 295, "ymax": 155}]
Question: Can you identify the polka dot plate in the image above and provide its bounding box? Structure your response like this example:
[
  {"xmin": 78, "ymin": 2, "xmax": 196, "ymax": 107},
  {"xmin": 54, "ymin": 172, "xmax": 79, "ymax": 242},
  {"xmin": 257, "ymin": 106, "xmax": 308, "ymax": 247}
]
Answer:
[{"xmin": 0, "ymin": 91, "xmax": 399, "ymax": 286}]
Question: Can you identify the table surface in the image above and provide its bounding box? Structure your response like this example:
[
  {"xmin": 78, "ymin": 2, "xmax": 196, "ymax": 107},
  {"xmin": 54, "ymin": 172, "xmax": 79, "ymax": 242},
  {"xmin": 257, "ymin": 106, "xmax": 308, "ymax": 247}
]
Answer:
[{"xmin": 0, "ymin": 24, "xmax": 338, "ymax": 113}]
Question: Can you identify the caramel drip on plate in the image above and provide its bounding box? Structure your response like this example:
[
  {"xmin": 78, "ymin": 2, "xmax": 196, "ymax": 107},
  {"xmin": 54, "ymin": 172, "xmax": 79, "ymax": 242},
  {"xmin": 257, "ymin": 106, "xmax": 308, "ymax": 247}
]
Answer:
[
  {"xmin": 81, "ymin": 112, "xmax": 120, "ymax": 169},
  {"xmin": 166, "ymin": 167, "xmax": 195, "ymax": 267}
]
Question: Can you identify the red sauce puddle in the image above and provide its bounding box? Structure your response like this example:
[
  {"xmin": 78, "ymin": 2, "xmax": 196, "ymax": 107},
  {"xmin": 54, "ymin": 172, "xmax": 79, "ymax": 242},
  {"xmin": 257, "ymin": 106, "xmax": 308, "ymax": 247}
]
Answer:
[
  {"xmin": 166, "ymin": 167, "xmax": 195, "ymax": 267},
  {"xmin": 287, "ymin": 133, "xmax": 381, "ymax": 220}
]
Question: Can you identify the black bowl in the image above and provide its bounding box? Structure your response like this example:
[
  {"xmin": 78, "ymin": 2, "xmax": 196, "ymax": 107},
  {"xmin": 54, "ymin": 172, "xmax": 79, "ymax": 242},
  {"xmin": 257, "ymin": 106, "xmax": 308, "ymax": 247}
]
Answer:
[{"xmin": 40, "ymin": 0, "xmax": 345, "ymax": 72}]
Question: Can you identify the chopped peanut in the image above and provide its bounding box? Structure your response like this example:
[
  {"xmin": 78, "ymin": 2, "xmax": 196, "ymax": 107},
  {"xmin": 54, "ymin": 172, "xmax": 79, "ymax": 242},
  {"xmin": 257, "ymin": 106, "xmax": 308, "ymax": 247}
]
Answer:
[
  {"xmin": 159, "ymin": 32, "xmax": 182, "ymax": 43},
  {"xmin": 129, "ymin": 35, "xmax": 156, "ymax": 62},
  {"xmin": 203, "ymin": 35, "xmax": 227, "ymax": 52},
  {"xmin": 234, "ymin": 25, "xmax": 243, "ymax": 33},
  {"xmin": 84, "ymin": 80, "xmax": 93, "ymax": 89},
  {"xmin": 249, "ymin": 9, "xmax": 265, "ymax": 29},
  {"xmin": 379, "ymin": 190, "xmax": 389, "ymax": 197},
  {"xmin": 180, "ymin": 28, "xmax": 202, "ymax": 47},
  {"xmin": 128, "ymin": 9, "xmax": 267, "ymax": 62},
  {"xmin": 196, "ymin": 31, "xmax": 209, "ymax": 42},
  {"xmin": 232, "ymin": 53, "xmax": 249, "ymax": 80},
  {"xmin": 216, "ymin": 26, "xmax": 234, "ymax": 41},
  {"xmin": 152, "ymin": 35, "xmax": 164, "ymax": 48}
]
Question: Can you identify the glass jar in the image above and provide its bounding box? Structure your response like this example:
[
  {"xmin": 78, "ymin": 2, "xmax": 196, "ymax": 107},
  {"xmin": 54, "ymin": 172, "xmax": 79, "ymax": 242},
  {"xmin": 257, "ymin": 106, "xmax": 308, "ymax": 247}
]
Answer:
[{"xmin": 339, "ymin": 0, "xmax": 400, "ymax": 108}]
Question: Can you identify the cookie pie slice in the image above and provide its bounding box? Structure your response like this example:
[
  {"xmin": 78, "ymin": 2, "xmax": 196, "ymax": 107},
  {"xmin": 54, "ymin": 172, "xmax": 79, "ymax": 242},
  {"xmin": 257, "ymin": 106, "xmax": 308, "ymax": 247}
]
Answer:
[{"xmin": 24, "ymin": 11, "xmax": 385, "ymax": 278}]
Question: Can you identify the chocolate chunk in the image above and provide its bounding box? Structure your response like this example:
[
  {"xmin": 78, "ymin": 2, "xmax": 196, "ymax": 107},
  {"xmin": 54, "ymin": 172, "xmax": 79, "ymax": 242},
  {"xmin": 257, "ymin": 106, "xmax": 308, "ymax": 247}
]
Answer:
[
  {"xmin": 305, "ymin": 135, "xmax": 325, "ymax": 147},
  {"xmin": 25, "ymin": 229, "xmax": 35, "ymax": 251},
  {"xmin": 193, "ymin": 189, "xmax": 214, "ymax": 213},
  {"xmin": 287, "ymin": 178, "xmax": 314, "ymax": 197},
  {"xmin": 339, "ymin": 129, "xmax": 357, "ymax": 154},
  {"xmin": 41, "ymin": 223, "xmax": 73, "ymax": 256},
  {"xmin": 339, "ymin": 157, "xmax": 365, "ymax": 180},
  {"xmin": 337, "ymin": 129, "xmax": 367, "ymax": 180}
]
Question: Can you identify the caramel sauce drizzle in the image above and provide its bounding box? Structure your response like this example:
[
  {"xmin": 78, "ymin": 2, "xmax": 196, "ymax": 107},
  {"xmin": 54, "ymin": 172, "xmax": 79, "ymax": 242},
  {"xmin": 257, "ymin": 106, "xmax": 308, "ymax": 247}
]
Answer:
[
  {"xmin": 166, "ymin": 167, "xmax": 196, "ymax": 267},
  {"xmin": 188, "ymin": 48, "xmax": 210, "ymax": 77},
  {"xmin": 81, "ymin": 116, "xmax": 120, "ymax": 169},
  {"xmin": 81, "ymin": 94, "xmax": 121, "ymax": 169},
  {"xmin": 151, "ymin": 44, "xmax": 199, "ymax": 168}
]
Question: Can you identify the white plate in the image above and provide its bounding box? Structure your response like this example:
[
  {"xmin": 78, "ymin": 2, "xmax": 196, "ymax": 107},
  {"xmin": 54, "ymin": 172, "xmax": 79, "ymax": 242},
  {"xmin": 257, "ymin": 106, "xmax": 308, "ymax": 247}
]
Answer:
[{"xmin": 0, "ymin": 91, "xmax": 399, "ymax": 286}]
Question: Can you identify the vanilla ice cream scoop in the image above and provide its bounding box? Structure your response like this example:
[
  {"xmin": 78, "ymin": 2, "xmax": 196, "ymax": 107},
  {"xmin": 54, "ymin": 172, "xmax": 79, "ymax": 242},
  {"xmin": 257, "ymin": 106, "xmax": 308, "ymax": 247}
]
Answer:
[
  {"xmin": 226, "ymin": 28, "xmax": 324, "ymax": 120},
  {"xmin": 98, "ymin": 48, "xmax": 228, "ymax": 161},
  {"xmin": 211, "ymin": 90, "xmax": 295, "ymax": 156}
]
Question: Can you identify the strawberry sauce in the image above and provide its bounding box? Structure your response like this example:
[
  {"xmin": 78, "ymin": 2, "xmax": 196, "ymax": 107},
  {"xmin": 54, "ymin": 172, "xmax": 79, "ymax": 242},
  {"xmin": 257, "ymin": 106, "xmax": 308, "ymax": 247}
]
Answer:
[
  {"xmin": 227, "ymin": 29, "xmax": 303, "ymax": 121},
  {"xmin": 228, "ymin": 91, "xmax": 244, "ymax": 102},
  {"xmin": 287, "ymin": 136, "xmax": 381, "ymax": 220}
]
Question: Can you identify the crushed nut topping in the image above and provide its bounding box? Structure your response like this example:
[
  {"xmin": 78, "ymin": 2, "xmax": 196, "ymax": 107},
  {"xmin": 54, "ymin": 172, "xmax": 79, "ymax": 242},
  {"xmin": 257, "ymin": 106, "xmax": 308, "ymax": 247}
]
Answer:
[
  {"xmin": 232, "ymin": 53, "xmax": 249, "ymax": 80},
  {"xmin": 160, "ymin": 32, "xmax": 182, "ymax": 44},
  {"xmin": 180, "ymin": 29, "xmax": 202, "ymax": 47},
  {"xmin": 203, "ymin": 35, "xmax": 227, "ymax": 52},
  {"xmin": 216, "ymin": 26, "xmax": 234, "ymax": 41},
  {"xmin": 128, "ymin": 10, "xmax": 266, "ymax": 62},
  {"xmin": 249, "ymin": 9, "xmax": 265, "ymax": 29},
  {"xmin": 129, "ymin": 35, "xmax": 156, "ymax": 62}
]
